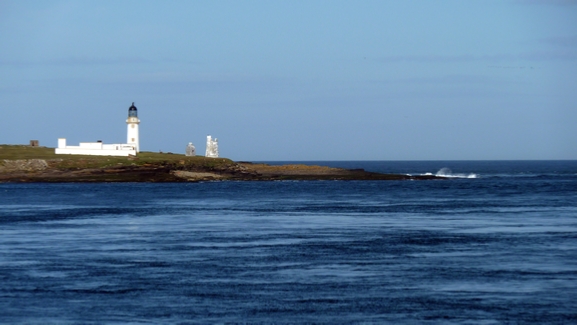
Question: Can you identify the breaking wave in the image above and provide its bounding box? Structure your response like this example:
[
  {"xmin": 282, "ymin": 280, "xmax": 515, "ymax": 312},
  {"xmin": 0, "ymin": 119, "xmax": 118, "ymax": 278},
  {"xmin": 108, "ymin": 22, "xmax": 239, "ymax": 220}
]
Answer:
[
  {"xmin": 435, "ymin": 167, "xmax": 478, "ymax": 178},
  {"xmin": 421, "ymin": 168, "xmax": 478, "ymax": 179}
]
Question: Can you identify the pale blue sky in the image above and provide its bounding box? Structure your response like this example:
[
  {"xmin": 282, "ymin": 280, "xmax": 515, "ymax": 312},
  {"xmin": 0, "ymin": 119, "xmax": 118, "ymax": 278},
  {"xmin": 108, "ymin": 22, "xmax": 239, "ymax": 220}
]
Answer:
[{"xmin": 1, "ymin": 0, "xmax": 576, "ymax": 160}]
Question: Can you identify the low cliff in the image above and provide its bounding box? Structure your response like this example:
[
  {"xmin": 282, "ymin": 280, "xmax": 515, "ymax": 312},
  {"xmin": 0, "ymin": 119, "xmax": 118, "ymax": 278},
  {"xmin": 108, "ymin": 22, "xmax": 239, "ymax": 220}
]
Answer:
[{"xmin": 0, "ymin": 145, "xmax": 443, "ymax": 182}]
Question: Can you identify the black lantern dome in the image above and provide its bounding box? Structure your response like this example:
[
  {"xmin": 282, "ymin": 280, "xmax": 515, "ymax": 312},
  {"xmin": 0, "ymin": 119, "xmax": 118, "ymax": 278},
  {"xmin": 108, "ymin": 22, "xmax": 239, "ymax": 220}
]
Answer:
[{"xmin": 128, "ymin": 102, "xmax": 138, "ymax": 117}]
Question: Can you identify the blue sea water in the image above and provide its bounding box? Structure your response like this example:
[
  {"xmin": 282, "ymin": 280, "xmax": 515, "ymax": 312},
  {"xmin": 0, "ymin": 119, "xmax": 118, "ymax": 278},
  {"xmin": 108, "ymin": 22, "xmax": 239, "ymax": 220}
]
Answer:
[{"xmin": 0, "ymin": 160, "xmax": 576, "ymax": 324}]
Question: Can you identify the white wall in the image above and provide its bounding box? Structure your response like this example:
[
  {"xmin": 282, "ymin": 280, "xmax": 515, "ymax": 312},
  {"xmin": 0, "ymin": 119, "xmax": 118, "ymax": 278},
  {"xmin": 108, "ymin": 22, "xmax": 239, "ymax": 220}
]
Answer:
[
  {"xmin": 55, "ymin": 139, "xmax": 136, "ymax": 156},
  {"xmin": 55, "ymin": 148, "xmax": 135, "ymax": 156},
  {"xmin": 79, "ymin": 142, "xmax": 103, "ymax": 149}
]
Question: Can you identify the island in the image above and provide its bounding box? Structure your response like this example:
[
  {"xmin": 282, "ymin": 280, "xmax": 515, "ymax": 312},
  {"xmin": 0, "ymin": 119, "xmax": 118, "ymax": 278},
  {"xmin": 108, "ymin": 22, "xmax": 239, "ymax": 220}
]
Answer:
[{"xmin": 0, "ymin": 145, "xmax": 443, "ymax": 182}]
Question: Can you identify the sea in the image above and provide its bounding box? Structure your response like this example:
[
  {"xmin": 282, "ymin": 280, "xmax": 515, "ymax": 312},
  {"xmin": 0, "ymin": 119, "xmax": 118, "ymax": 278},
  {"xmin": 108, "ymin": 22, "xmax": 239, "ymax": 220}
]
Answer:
[{"xmin": 0, "ymin": 160, "xmax": 576, "ymax": 324}]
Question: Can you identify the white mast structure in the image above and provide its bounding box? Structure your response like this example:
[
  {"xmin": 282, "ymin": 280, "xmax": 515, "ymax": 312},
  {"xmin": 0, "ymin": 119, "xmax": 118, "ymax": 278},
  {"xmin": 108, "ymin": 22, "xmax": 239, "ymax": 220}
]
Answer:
[
  {"xmin": 205, "ymin": 135, "xmax": 219, "ymax": 158},
  {"xmin": 185, "ymin": 142, "xmax": 196, "ymax": 156},
  {"xmin": 126, "ymin": 102, "xmax": 140, "ymax": 153}
]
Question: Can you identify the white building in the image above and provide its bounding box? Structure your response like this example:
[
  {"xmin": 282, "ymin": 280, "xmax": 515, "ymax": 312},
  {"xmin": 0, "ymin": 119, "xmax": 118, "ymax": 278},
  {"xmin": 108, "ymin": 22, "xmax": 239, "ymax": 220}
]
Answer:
[
  {"xmin": 205, "ymin": 135, "xmax": 219, "ymax": 158},
  {"xmin": 55, "ymin": 103, "xmax": 141, "ymax": 157},
  {"xmin": 55, "ymin": 139, "xmax": 136, "ymax": 156}
]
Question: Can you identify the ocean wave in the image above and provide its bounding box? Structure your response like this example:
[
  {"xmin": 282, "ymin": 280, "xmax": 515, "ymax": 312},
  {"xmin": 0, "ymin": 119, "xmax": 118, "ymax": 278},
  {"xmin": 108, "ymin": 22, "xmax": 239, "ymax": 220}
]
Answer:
[{"xmin": 420, "ymin": 168, "xmax": 478, "ymax": 179}]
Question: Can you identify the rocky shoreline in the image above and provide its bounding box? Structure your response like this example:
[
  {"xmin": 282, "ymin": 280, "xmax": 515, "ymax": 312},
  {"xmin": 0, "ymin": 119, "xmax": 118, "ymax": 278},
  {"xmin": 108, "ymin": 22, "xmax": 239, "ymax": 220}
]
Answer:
[
  {"xmin": 0, "ymin": 158, "xmax": 444, "ymax": 183},
  {"xmin": 0, "ymin": 145, "xmax": 445, "ymax": 182}
]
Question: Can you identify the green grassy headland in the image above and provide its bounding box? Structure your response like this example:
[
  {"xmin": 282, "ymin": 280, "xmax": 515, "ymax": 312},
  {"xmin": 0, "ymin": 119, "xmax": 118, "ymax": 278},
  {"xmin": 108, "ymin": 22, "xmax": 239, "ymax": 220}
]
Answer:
[{"xmin": 0, "ymin": 144, "xmax": 235, "ymax": 170}]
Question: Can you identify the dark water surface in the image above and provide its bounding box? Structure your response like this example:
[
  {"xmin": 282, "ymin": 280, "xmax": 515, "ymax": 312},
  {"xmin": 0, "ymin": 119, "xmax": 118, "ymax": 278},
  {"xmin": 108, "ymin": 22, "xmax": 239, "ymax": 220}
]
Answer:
[{"xmin": 1, "ymin": 161, "xmax": 576, "ymax": 324}]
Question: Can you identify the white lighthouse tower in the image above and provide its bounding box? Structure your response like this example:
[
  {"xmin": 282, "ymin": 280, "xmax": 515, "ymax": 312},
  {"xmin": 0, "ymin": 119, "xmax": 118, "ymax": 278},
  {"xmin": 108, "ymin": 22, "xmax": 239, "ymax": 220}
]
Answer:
[{"xmin": 126, "ymin": 102, "xmax": 140, "ymax": 153}]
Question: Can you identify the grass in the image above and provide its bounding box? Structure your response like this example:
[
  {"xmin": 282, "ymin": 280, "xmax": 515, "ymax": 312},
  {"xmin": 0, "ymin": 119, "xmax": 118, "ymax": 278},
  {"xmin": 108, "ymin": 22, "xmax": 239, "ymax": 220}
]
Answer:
[
  {"xmin": 0, "ymin": 144, "xmax": 235, "ymax": 170},
  {"xmin": 0, "ymin": 145, "xmax": 59, "ymax": 160}
]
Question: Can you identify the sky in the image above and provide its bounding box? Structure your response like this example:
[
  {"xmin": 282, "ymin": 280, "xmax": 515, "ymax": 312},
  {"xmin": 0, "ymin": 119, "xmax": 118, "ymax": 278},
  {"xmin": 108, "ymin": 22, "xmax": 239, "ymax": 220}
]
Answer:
[{"xmin": 1, "ymin": 0, "xmax": 576, "ymax": 160}]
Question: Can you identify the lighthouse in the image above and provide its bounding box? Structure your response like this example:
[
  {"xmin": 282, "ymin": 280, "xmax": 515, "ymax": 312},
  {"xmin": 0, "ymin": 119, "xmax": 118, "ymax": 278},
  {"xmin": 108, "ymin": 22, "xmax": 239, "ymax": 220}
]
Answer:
[
  {"xmin": 127, "ymin": 102, "xmax": 140, "ymax": 152},
  {"xmin": 55, "ymin": 102, "xmax": 140, "ymax": 156}
]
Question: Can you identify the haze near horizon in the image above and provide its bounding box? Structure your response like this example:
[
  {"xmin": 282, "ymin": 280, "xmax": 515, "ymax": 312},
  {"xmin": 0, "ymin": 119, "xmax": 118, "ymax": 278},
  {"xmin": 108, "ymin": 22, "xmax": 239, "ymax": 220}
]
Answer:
[{"xmin": 1, "ymin": 0, "xmax": 575, "ymax": 160}]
